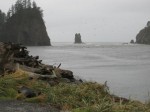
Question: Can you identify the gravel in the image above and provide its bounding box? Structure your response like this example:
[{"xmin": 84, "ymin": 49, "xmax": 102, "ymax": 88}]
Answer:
[{"xmin": 0, "ymin": 100, "xmax": 60, "ymax": 112}]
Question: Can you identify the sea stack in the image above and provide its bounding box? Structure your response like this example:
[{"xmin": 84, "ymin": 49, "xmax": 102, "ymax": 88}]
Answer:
[
  {"xmin": 74, "ymin": 33, "xmax": 82, "ymax": 44},
  {"xmin": 0, "ymin": 0, "xmax": 51, "ymax": 46},
  {"xmin": 130, "ymin": 39, "xmax": 134, "ymax": 44},
  {"xmin": 136, "ymin": 21, "xmax": 150, "ymax": 44}
]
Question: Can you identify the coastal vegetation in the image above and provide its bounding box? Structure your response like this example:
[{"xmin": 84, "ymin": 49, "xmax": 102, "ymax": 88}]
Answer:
[{"xmin": 0, "ymin": 70, "xmax": 150, "ymax": 112}]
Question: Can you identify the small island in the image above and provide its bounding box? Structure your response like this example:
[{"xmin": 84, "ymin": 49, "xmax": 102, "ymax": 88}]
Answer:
[
  {"xmin": 74, "ymin": 33, "xmax": 83, "ymax": 44},
  {"xmin": 0, "ymin": 0, "xmax": 51, "ymax": 46},
  {"xmin": 130, "ymin": 39, "xmax": 134, "ymax": 44}
]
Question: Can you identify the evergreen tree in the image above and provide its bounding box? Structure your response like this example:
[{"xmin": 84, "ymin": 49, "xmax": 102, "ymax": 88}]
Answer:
[
  {"xmin": 27, "ymin": 0, "xmax": 31, "ymax": 8},
  {"xmin": 23, "ymin": 0, "xmax": 27, "ymax": 9},
  {"xmin": 32, "ymin": 1, "xmax": 37, "ymax": 8},
  {"xmin": 4, "ymin": 0, "xmax": 43, "ymax": 21},
  {"xmin": 15, "ymin": 0, "xmax": 24, "ymax": 12},
  {"xmin": 11, "ymin": 5, "xmax": 15, "ymax": 15},
  {"xmin": 6, "ymin": 9, "xmax": 11, "ymax": 20},
  {"xmin": 0, "ymin": 10, "xmax": 4, "ymax": 25},
  {"xmin": 0, "ymin": 10, "xmax": 6, "ymax": 29}
]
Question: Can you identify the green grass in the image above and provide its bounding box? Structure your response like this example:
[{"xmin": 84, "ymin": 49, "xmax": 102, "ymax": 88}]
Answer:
[{"xmin": 0, "ymin": 70, "xmax": 150, "ymax": 112}]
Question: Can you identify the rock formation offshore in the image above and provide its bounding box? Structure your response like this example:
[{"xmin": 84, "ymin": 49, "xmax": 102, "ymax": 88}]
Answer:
[
  {"xmin": 136, "ymin": 21, "xmax": 150, "ymax": 44},
  {"xmin": 74, "ymin": 33, "xmax": 82, "ymax": 44},
  {"xmin": 0, "ymin": 0, "xmax": 51, "ymax": 46}
]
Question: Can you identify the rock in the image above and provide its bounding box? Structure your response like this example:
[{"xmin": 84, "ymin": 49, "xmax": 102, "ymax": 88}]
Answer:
[
  {"xmin": 0, "ymin": 1, "xmax": 51, "ymax": 46},
  {"xmin": 147, "ymin": 21, "xmax": 150, "ymax": 27},
  {"xmin": 136, "ymin": 21, "xmax": 150, "ymax": 44},
  {"xmin": 71, "ymin": 80, "xmax": 82, "ymax": 85},
  {"xmin": 130, "ymin": 39, "xmax": 134, "ymax": 44},
  {"xmin": 48, "ymin": 80, "xmax": 59, "ymax": 86},
  {"xmin": 34, "ymin": 67, "xmax": 53, "ymax": 75},
  {"xmin": 70, "ymin": 78, "xmax": 76, "ymax": 82},
  {"xmin": 79, "ymin": 79, "xmax": 83, "ymax": 82},
  {"xmin": 38, "ymin": 74, "xmax": 57, "ymax": 80},
  {"xmin": 74, "ymin": 33, "xmax": 82, "ymax": 44},
  {"xmin": 60, "ymin": 69, "xmax": 74, "ymax": 79},
  {"xmin": 18, "ymin": 86, "xmax": 37, "ymax": 98}
]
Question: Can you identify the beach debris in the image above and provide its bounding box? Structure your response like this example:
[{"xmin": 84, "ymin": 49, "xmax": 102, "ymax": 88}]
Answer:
[
  {"xmin": 0, "ymin": 42, "xmax": 78, "ymax": 84},
  {"xmin": 18, "ymin": 86, "xmax": 37, "ymax": 98}
]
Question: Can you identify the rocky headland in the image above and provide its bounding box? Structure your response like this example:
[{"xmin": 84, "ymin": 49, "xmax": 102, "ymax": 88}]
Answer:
[
  {"xmin": 136, "ymin": 21, "xmax": 150, "ymax": 44},
  {"xmin": 0, "ymin": 0, "xmax": 51, "ymax": 46}
]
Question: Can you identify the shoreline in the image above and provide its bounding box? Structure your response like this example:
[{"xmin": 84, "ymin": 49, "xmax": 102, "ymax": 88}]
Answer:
[{"xmin": 0, "ymin": 42, "xmax": 150, "ymax": 111}]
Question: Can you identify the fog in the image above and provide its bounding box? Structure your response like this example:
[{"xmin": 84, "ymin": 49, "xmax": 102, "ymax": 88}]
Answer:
[{"xmin": 0, "ymin": 0, "xmax": 150, "ymax": 42}]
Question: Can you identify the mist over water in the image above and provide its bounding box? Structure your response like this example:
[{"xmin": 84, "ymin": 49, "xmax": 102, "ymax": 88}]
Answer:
[{"xmin": 28, "ymin": 42, "xmax": 150, "ymax": 102}]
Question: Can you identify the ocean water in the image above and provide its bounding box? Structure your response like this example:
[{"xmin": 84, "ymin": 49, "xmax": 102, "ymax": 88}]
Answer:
[{"xmin": 28, "ymin": 42, "xmax": 150, "ymax": 102}]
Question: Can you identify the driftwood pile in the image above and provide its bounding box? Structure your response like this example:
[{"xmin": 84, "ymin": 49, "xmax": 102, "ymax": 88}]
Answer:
[{"xmin": 0, "ymin": 41, "xmax": 82, "ymax": 84}]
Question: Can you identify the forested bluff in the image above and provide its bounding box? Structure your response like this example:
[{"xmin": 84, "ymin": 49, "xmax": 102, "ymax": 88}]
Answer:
[{"xmin": 0, "ymin": 0, "xmax": 51, "ymax": 46}]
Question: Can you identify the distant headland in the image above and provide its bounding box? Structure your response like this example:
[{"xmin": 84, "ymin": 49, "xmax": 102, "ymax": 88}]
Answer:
[
  {"xmin": 0, "ymin": 0, "xmax": 51, "ymax": 46},
  {"xmin": 136, "ymin": 21, "xmax": 150, "ymax": 45}
]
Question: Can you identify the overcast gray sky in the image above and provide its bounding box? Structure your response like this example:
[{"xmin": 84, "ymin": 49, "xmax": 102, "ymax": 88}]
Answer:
[{"xmin": 0, "ymin": 0, "xmax": 150, "ymax": 42}]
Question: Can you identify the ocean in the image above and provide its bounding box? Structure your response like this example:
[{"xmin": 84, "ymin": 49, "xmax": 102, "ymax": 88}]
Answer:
[{"xmin": 28, "ymin": 42, "xmax": 150, "ymax": 102}]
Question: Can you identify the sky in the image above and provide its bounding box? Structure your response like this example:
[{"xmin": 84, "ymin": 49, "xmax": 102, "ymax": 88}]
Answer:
[{"xmin": 0, "ymin": 0, "xmax": 150, "ymax": 42}]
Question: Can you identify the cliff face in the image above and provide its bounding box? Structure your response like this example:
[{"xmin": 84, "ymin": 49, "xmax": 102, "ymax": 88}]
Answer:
[
  {"xmin": 0, "ymin": 8, "xmax": 51, "ymax": 46},
  {"xmin": 136, "ymin": 22, "xmax": 150, "ymax": 44}
]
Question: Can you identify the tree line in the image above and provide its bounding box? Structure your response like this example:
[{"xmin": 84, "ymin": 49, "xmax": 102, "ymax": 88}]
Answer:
[
  {"xmin": 0, "ymin": 10, "xmax": 6, "ymax": 26},
  {"xmin": 0, "ymin": 0, "xmax": 43, "ymax": 25}
]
